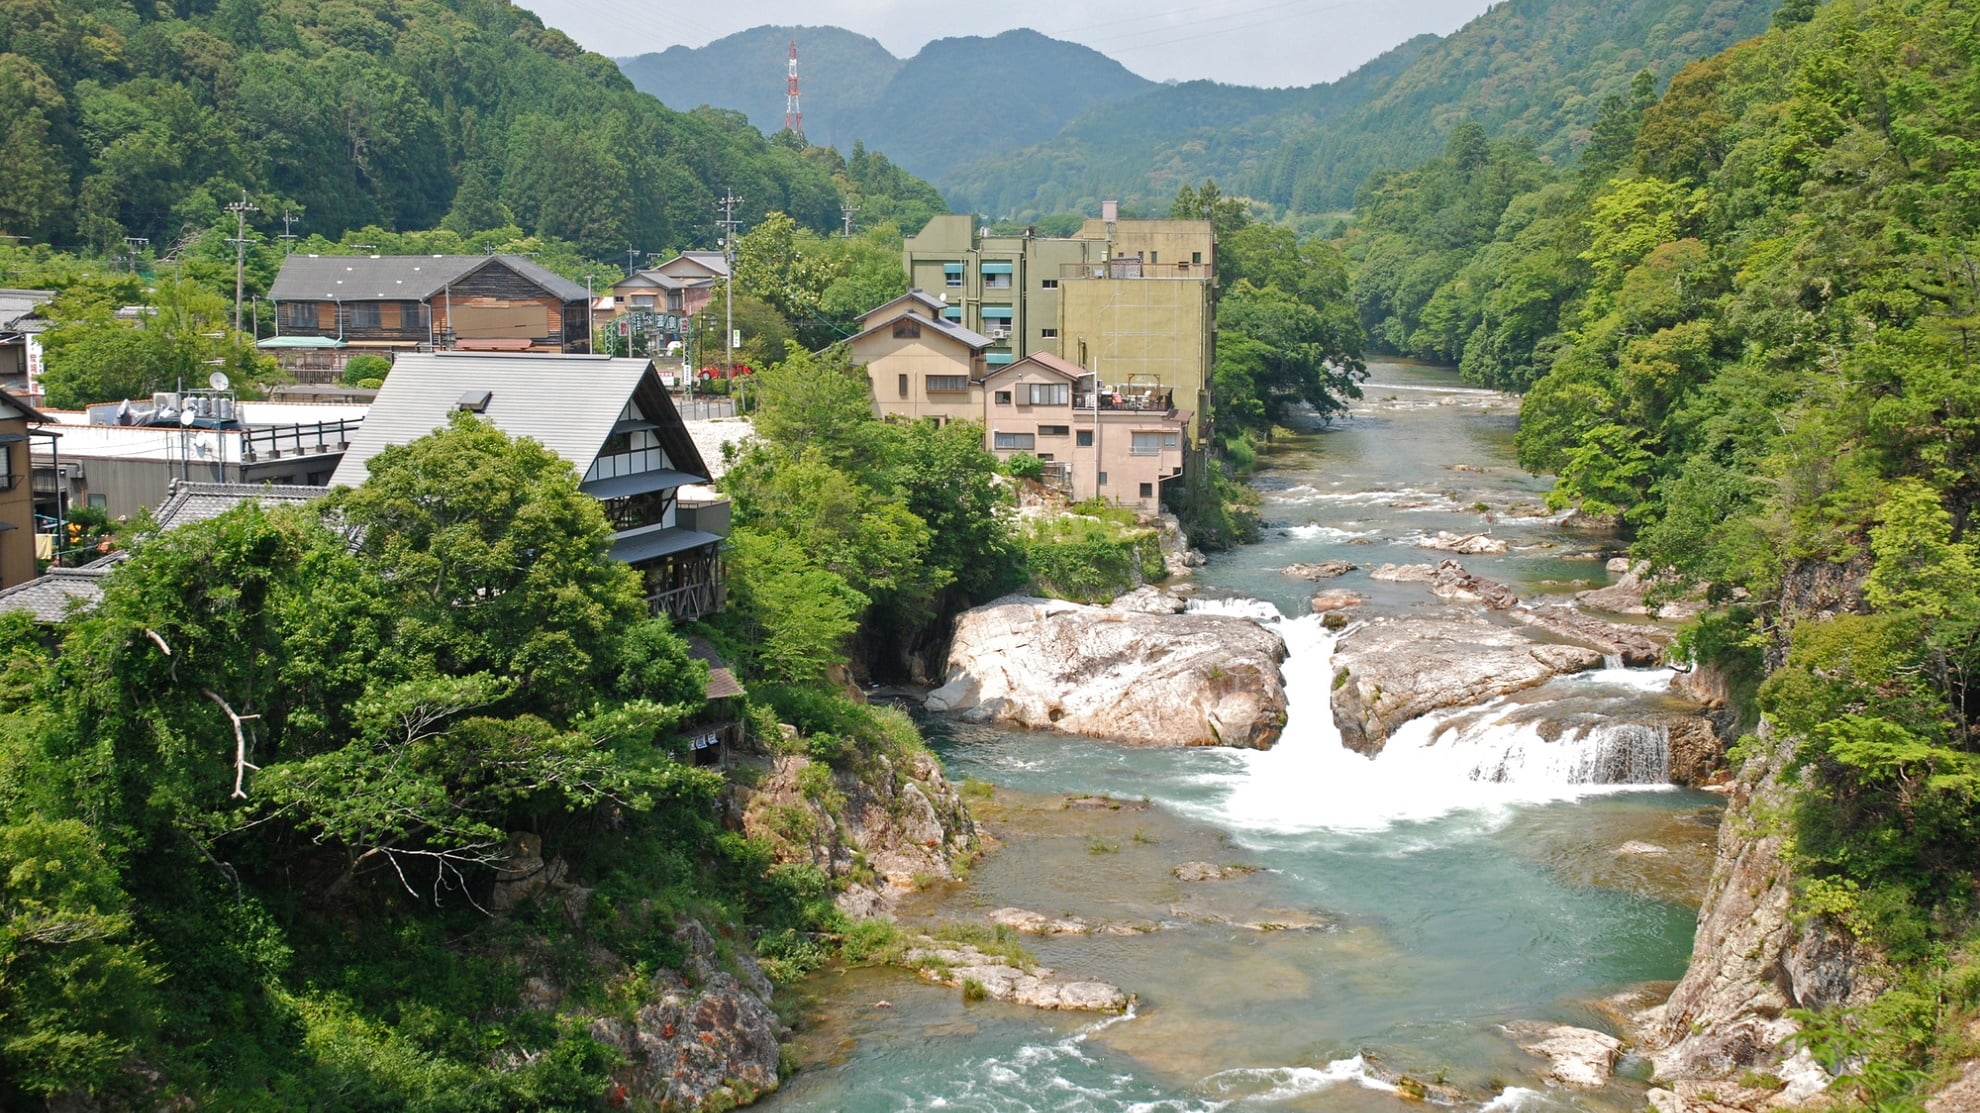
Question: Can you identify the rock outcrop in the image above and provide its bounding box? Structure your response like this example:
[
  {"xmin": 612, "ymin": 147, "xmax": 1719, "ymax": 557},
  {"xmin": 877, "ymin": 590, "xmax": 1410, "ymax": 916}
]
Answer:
[
  {"xmin": 1111, "ymin": 584, "xmax": 1188, "ymax": 613},
  {"xmin": 1509, "ymin": 1023, "xmax": 1624, "ymax": 1087},
  {"xmin": 1507, "ymin": 603, "xmax": 1670, "ymax": 666},
  {"xmin": 902, "ymin": 943, "xmax": 1129, "ymax": 1011},
  {"xmin": 1632, "ymin": 728, "xmax": 1881, "ymax": 1108},
  {"xmin": 1578, "ymin": 560, "xmax": 1708, "ymax": 621},
  {"xmin": 1330, "ymin": 615, "xmax": 1602, "ymax": 755},
  {"xmin": 1370, "ymin": 562, "xmax": 1438, "ymax": 583},
  {"xmin": 1417, "ymin": 530, "xmax": 1509, "ymax": 555},
  {"xmin": 1284, "ymin": 560, "xmax": 1357, "ymax": 579},
  {"xmin": 589, "ymin": 920, "xmax": 783, "ymax": 1111},
  {"xmin": 1310, "ymin": 589, "xmax": 1364, "ymax": 613},
  {"xmin": 925, "ymin": 596, "xmax": 1289, "ymax": 749}
]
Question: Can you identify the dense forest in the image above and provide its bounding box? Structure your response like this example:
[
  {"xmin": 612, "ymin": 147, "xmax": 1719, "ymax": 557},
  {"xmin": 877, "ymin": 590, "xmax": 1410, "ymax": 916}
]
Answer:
[
  {"xmin": 942, "ymin": 0, "xmax": 1775, "ymax": 222},
  {"xmin": 0, "ymin": 0, "xmax": 945, "ymax": 256},
  {"xmin": 1354, "ymin": 0, "xmax": 1980, "ymax": 1098}
]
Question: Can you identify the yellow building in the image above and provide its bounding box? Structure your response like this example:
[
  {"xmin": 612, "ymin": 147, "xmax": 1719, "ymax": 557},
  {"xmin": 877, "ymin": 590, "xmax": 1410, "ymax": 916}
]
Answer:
[{"xmin": 846, "ymin": 291, "xmax": 990, "ymax": 425}]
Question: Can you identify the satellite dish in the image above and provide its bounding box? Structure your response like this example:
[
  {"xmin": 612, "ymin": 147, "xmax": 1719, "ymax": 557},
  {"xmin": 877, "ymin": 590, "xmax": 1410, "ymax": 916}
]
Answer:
[
  {"xmin": 179, "ymin": 409, "xmax": 197, "ymax": 427},
  {"xmin": 208, "ymin": 371, "xmax": 229, "ymax": 391}
]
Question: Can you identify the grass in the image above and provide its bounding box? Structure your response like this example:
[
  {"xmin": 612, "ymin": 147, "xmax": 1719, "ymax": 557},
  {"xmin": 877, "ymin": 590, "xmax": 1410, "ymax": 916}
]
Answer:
[{"xmin": 1086, "ymin": 835, "xmax": 1121, "ymax": 855}]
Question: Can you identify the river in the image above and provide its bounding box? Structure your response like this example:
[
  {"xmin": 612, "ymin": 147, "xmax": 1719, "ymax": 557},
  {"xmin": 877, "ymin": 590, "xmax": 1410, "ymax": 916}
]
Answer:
[{"xmin": 761, "ymin": 362, "xmax": 1722, "ymax": 1113}]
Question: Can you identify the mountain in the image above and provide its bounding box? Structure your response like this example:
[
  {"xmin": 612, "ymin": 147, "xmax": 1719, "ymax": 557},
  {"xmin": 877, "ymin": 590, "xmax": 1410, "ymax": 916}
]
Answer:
[
  {"xmin": 619, "ymin": 26, "xmax": 1156, "ymax": 183},
  {"xmin": 617, "ymin": 25, "xmax": 903, "ymax": 150},
  {"xmin": 943, "ymin": 0, "xmax": 1777, "ymax": 219},
  {"xmin": 0, "ymin": 0, "xmax": 907, "ymax": 256}
]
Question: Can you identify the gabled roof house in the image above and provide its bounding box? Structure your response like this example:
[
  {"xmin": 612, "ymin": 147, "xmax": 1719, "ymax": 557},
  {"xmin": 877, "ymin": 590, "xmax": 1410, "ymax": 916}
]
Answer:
[{"xmin": 330, "ymin": 353, "xmax": 728, "ymax": 620}]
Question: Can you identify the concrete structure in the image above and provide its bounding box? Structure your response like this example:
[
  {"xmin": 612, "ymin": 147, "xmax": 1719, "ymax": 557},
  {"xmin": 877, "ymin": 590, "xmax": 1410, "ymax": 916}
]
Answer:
[
  {"xmin": 332, "ymin": 352, "xmax": 728, "ymax": 621},
  {"xmin": 902, "ymin": 214, "xmax": 1216, "ymax": 439},
  {"xmin": 0, "ymin": 290, "xmax": 52, "ymax": 402},
  {"xmin": 844, "ymin": 291, "xmax": 991, "ymax": 425}
]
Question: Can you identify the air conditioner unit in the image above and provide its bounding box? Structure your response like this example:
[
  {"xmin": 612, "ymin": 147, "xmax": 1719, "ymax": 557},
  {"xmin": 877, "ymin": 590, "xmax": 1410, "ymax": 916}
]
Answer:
[{"xmin": 988, "ymin": 327, "xmax": 1011, "ymax": 339}]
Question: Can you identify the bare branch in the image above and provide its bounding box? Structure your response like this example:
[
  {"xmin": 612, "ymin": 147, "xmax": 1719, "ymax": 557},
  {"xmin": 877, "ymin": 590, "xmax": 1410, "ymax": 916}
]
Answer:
[{"xmin": 201, "ymin": 688, "xmax": 263, "ymax": 799}]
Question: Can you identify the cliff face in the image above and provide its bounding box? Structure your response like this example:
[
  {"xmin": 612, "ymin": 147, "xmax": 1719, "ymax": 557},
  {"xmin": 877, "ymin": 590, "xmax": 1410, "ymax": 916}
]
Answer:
[{"xmin": 1633, "ymin": 727, "xmax": 1883, "ymax": 1110}]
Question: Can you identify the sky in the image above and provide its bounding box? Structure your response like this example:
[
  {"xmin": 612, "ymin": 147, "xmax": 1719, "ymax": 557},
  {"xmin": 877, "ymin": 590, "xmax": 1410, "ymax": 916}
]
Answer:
[{"xmin": 520, "ymin": 0, "xmax": 1502, "ymax": 89}]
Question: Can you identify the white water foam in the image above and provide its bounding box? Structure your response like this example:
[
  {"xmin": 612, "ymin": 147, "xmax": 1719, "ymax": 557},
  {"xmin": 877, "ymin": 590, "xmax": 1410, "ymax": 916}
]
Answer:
[
  {"xmin": 1199, "ymin": 1054, "xmax": 1399, "ymax": 1101},
  {"xmin": 1171, "ymin": 606, "xmax": 1677, "ymax": 838},
  {"xmin": 1285, "ymin": 523, "xmax": 1381, "ymax": 543},
  {"xmin": 1480, "ymin": 1085, "xmax": 1550, "ymax": 1112}
]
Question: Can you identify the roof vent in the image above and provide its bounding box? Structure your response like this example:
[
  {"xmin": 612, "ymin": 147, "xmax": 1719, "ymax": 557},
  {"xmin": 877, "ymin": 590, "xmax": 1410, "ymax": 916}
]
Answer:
[{"xmin": 457, "ymin": 390, "xmax": 492, "ymax": 413}]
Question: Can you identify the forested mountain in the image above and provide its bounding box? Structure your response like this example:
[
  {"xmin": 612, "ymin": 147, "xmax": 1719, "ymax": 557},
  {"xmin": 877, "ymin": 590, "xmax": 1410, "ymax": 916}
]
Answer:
[
  {"xmin": 0, "ymin": 0, "xmax": 914, "ymax": 257},
  {"xmin": 943, "ymin": 0, "xmax": 1777, "ymax": 220},
  {"xmin": 620, "ymin": 27, "xmax": 1156, "ymax": 184},
  {"xmin": 1356, "ymin": 1, "xmax": 1980, "ymax": 1096},
  {"xmin": 618, "ymin": 25, "xmax": 903, "ymax": 152}
]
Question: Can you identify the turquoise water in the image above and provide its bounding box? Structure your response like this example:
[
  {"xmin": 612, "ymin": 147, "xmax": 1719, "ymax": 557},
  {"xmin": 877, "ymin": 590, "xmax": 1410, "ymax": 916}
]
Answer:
[{"xmin": 763, "ymin": 364, "xmax": 1718, "ymax": 1113}]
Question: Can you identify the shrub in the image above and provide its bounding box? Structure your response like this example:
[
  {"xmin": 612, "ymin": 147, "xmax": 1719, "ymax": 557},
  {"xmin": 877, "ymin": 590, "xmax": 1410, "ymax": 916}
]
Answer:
[
  {"xmin": 1004, "ymin": 452, "xmax": 1044, "ymax": 480},
  {"xmin": 341, "ymin": 353, "xmax": 391, "ymax": 386}
]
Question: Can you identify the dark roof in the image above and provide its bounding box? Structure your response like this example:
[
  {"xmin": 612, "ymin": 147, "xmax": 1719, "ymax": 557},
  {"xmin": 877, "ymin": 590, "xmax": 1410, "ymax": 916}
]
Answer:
[
  {"xmin": 857, "ymin": 289, "xmax": 950, "ymax": 324},
  {"xmin": 0, "ymin": 567, "xmax": 113, "ymax": 623},
  {"xmin": 608, "ymin": 524, "xmax": 723, "ymax": 565},
  {"xmin": 0, "ymin": 288, "xmax": 53, "ymax": 329},
  {"xmin": 685, "ymin": 636, "xmax": 745, "ymax": 700},
  {"xmin": 269, "ymin": 254, "xmax": 590, "ymax": 303},
  {"xmin": 846, "ymin": 312, "xmax": 993, "ymax": 353},
  {"xmin": 152, "ymin": 481, "xmax": 332, "ymax": 531},
  {"xmin": 0, "ymin": 389, "xmax": 51, "ymax": 423},
  {"xmin": 984, "ymin": 351, "xmax": 1085, "ymax": 384}
]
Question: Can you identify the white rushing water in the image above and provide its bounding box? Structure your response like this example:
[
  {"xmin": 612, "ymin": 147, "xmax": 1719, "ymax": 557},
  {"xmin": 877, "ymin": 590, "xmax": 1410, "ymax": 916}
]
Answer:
[{"xmin": 1181, "ymin": 599, "xmax": 1678, "ymax": 837}]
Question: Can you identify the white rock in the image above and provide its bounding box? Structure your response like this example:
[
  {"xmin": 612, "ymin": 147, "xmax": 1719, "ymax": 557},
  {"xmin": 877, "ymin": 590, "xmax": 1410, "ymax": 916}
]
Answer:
[{"xmin": 1517, "ymin": 1025, "xmax": 1623, "ymax": 1087}]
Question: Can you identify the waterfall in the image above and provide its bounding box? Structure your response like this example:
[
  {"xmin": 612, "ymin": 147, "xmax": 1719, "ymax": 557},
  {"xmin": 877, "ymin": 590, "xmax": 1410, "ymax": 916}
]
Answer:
[{"xmin": 1384, "ymin": 713, "xmax": 1671, "ymax": 785}]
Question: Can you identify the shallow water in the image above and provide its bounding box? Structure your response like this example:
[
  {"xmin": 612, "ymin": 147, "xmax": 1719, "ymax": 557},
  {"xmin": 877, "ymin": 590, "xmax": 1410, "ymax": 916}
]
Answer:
[{"xmin": 763, "ymin": 363, "xmax": 1719, "ymax": 1113}]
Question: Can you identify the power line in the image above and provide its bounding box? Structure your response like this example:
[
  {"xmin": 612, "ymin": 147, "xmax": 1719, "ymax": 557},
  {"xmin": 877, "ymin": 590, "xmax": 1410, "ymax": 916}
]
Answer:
[{"xmin": 224, "ymin": 190, "xmax": 260, "ymax": 334}]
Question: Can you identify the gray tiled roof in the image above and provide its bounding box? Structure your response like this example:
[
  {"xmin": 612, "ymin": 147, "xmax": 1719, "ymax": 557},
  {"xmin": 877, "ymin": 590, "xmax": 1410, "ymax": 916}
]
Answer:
[
  {"xmin": 269, "ymin": 255, "xmax": 589, "ymax": 302},
  {"xmin": 0, "ymin": 567, "xmax": 112, "ymax": 623},
  {"xmin": 152, "ymin": 481, "xmax": 332, "ymax": 531},
  {"xmin": 846, "ymin": 312, "xmax": 994, "ymax": 353},
  {"xmin": 0, "ymin": 288, "xmax": 52, "ymax": 328},
  {"xmin": 857, "ymin": 289, "xmax": 950, "ymax": 324},
  {"xmin": 329, "ymin": 353, "xmax": 709, "ymax": 490}
]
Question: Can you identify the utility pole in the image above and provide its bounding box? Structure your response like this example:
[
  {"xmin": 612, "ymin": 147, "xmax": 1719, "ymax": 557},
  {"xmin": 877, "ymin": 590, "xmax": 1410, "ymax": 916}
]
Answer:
[
  {"xmin": 584, "ymin": 274, "xmax": 595, "ymax": 355},
  {"xmin": 717, "ymin": 191, "xmax": 743, "ymax": 383},
  {"xmin": 225, "ymin": 190, "xmax": 260, "ymax": 333},
  {"xmin": 277, "ymin": 211, "xmax": 299, "ymax": 254},
  {"xmin": 840, "ymin": 202, "xmax": 859, "ymax": 238},
  {"xmin": 122, "ymin": 236, "xmax": 149, "ymax": 274}
]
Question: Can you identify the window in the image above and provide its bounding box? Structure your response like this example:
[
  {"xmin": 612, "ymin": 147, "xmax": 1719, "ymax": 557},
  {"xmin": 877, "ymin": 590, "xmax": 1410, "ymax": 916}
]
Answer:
[
  {"xmin": 943, "ymin": 263, "xmax": 963, "ymax": 287},
  {"xmin": 401, "ymin": 301, "xmax": 424, "ymax": 329},
  {"xmin": 1038, "ymin": 424, "xmax": 1069, "ymax": 436},
  {"xmin": 1150, "ymin": 252, "xmax": 1158, "ymax": 264},
  {"xmin": 892, "ymin": 319, "xmax": 922, "ymax": 339},
  {"xmin": 898, "ymin": 373, "xmax": 908, "ymax": 398},
  {"xmin": 1025, "ymin": 382, "xmax": 1069, "ymax": 406},
  {"xmin": 984, "ymin": 272, "xmax": 1011, "ymax": 290},
  {"xmin": 1098, "ymin": 471, "xmax": 1108, "ymax": 486},
  {"xmin": 1164, "ymin": 433, "xmax": 1180, "ymax": 449},
  {"xmin": 1077, "ymin": 430, "xmax": 1093, "ymax": 447},
  {"xmin": 995, "ymin": 390, "xmax": 1012, "ymax": 405},
  {"xmin": 1192, "ymin": 251, "xmax": 1202, "ymax": 264},
  {"xmin": 993, "ymin": 432, "xmax": 1035, "ymax": 451},
  {"xmin": 942, "ymin": 307, "xmax": 962, "ymax": 321},
  {"xmin": 1040, "ymin": 328, "xmax": 1058, "ymax": 338},
  {"xmin": 347, "ymin": 302, "xmax": 381, "ymax": 328},
  {"xmin": 282, "ymin": 300, "xmax": 316, "ymax": 328},
  {"xmin": 1131, "ymin": 432, "xmax": 1163, "ymax": 455},
  {"xmin": 926, "ymin": 375, "xmax": 969, "ymax": 393},
  {"xmin": 1139, "ymin": 483, "xmax": 1154, "ymax": 498},
  {"xmin": 632, "ymin": 295, "xmax": 656, "ymax": 308},
  {"xmin": 1041, "ymin": 279, "xmax": 1059, "ymax": 289},
  {"xmin": 88, "ymin": 493, "xmax": 108, "ymax": 509},
  {"xmin": 668, "ymin": 291, "xmax": 684, "ymax": 310}
]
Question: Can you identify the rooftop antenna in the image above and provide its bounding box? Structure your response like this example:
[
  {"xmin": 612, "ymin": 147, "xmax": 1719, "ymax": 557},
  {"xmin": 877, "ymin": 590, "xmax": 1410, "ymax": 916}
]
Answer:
[{"xmin": 785, "ymin": 40, "xmax": 803, "ymax": 137}]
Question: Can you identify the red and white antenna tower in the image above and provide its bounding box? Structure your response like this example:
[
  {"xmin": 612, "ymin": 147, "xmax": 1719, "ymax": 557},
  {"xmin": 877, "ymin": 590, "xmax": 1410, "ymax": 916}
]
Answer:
[{"xmin": 784, "ymin": 40, "xmax": 802, "ymax": 136}]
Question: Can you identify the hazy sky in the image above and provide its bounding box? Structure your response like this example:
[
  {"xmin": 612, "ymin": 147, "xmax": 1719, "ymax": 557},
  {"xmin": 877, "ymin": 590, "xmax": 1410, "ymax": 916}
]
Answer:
[{"xmin": 521, "ymin": 0, "xmax": 1501, "ymax": 88}]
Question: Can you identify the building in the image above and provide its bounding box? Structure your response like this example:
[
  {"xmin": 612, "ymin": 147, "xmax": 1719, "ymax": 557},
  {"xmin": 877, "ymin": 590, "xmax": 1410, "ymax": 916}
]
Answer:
[
  {"xmin": 330, "ymin": 353, "xmax": 728, "ymax": 621},
  {"xmin": 0, "ymin": 390, "xmax": 50, "ymax": 589},
  {"xmin": 31, "ymin": 400, "xmax": 360, "ymax": 521},
  {"xmin": 263, "ymin": 254, "xmax": 594, "ymax": 377},
  {"xmin": 902, "ymin": 214, "xmax": 1216, "ymax": 438},
  {"xmin": 0, "ymin": 289, "xmax": 52, "ymax": 402},
  {"xmin": 844, "ymin": 291, "xmax": 991, "ymax": 425},
  {"xmin": 854, "ymin": 294, "xmax": 1187, "ymax": 514}
]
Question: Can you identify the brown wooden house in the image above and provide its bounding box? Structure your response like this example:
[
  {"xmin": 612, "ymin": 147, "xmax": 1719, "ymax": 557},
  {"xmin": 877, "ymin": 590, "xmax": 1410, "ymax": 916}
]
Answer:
[
  {"xmin": 265, "ymin": 255, "xmax": 593, "ymax": 370},
  {"xmin": 0, "ymin": 390, "xmax": 48, "ymax": 589}
]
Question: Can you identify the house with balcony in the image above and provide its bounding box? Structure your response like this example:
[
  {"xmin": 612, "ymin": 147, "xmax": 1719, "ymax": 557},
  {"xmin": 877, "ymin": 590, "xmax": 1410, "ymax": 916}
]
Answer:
[
  {"xmin": 264, "ymin": 254, "xmax": 593, "ymax": 378},
  {"xmin": 982, "ymin": 353, "xmax": 1186, "ymax": 514},
  {"xmin": 847, "ymin": 290, "xmax": 993, "ymax": 425},
  {"xmin": 328, "ymin": 352, "xmax": 727, "ymax": 621}
]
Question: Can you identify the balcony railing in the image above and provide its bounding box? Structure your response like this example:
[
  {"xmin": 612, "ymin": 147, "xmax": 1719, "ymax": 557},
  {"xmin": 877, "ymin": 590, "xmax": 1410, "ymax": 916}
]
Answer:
[
  {"xmin": 1074, "ymin": 389, "xmax": 1175, "ymax": 413},
  {"xmin": 1058, "ymin": 260, "xmax": 1209, "ymax": 280},
  {"xmin": 243, "ymin": 419, "xmax": 362, "ymax": 462},
  {"xmin": 647, "ymin": 577, "xmax": 725, "ymax": 622}
]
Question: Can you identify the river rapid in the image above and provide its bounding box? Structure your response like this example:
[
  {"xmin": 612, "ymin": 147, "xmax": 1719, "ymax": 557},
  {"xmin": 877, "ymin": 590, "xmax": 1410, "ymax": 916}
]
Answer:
[{"xmin": 762, "ymin": 362, "xmax": 1722, "ymax": 1113}]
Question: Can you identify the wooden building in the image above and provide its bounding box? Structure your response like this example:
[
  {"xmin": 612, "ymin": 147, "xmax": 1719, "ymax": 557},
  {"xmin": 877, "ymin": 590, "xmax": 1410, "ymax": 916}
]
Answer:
[
  {"xmin": 0, "ymin": 390, "xmax": 49, "ymax": 589},
  {"xmin": 264, "ymin": 255, "xmax": 593, "ymax": 375}
]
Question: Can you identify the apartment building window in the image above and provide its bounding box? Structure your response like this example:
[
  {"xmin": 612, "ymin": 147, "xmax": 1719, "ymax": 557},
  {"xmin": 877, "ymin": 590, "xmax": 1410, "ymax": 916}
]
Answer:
[
  {"xmin": 942, "ymin": 306, "xmax": 962, "ymax": 322},
  {"xmin": 1131, "ymin": 432, "xmax": 1163, "ymax": 455},
  {"xmin": 995, "ymin": 390, "xmax": 1012, "ymax": 405},
  {"xmin": 926, "ymin": 375, "xmax": 969, "ymax": 393},
  {"xmin": 348, "ymin": 302, "xmax": 381, "ymax": 328},
  {"xmin": 983, "ymin": 264, "xmax": 1013, "ymax": 290},
  {"xmin": 1038, "ymin": 424, "xmax": 1070, "ymax": 436},
  {"xmin": 1040, "ymin": 328, "xmax": 1058, "ymax": 338},
  {"xmin": 1192, "ymin": 251, "xmax": 1202, "ymax": 264},
  {"xmin": 942, "ymin": 263, "xmax": 963, "ymax": 287},
  {"xmin": 1041, "ymin": 279, "xmax": 1059, "ymax": 289},
  {"xmin": 1025, "ymin": 382, "xmax": 1069, "ymax": 406},
  {"xmin": 1077, "ymin": 430, "xmax": 1093, "ymax": 447},
  {"xmin": 892, "ymin": 319, "xmax": 922, "ymax": 339},
  {"xmin": 993, "ymin": 432, "xmax": 1035, "ymax": 451},
  {"xmin": 1140, "ymin": 482, "xmax": 1154, "ymax": 498},
  {"xmin": 1150, "ymin": 252, "xmax": 1159, "ymax": 264},
  {"xmin": 282, "ymin": 300, "xmax": 317, "ymax": 328},
  {"xmin": 1098, "ymin": 471, "xmax": 1108, "ymax": 486},
  {"xmin": 1164, "ymin": 433, "xmax": 1181, "ymax": 449},
  {"xmin": 898, "ymin": 374, "xmax": 908, "ymax": 398}
]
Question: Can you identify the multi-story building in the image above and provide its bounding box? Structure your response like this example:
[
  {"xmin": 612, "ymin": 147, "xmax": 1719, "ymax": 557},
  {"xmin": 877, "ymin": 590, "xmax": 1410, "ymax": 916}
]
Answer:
[
  {"xmin": 902, "ymin": 213, "xmax": 1216, "ymax": 439},
  {"xmin": 0, "ymin": 390, "xmax": 48, "ymax": 589},
  {"xmin": 844, "ymin": 291, "xmax": 991, "ymax": 426}
]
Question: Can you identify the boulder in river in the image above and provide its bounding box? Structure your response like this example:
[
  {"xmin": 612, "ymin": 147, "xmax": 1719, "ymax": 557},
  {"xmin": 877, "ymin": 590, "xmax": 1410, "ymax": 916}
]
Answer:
[
  {"xmin": 1417, "ymin": 530, "xmax": 1509, "ymax": 555},
  {"xmin": 1370, "ymin": 562, "xmax": 1438, "ymax": 583},
  {"xmin": 1578, "ymin": 560, "xmax": 1708, "ymax": 621},
  {"xmin": 1283, "ymin": 560, "xmax": 1357, "ymax": 580},
  {"xmin": 1510, "ymin": 1022, "xmax": 1624, "ymax": 1087},
  {"xmin": 1331, "ymin": 615, "xmax": 1602, "ymax": 755},
  {"xmin": 1429, "ymin": 559, "xmax": 1520, "ymax": 609},
  {"xmin": 1506, "ymin": 603, "xmax": 1670, "ymax": 666},
  {"xmin": 926, "ymin": 596, "xmax": 1288, "ymax": 749},
  {"xmin": 1310, "ymin": 589, "xmax": 1364, "ymax": 613}
]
